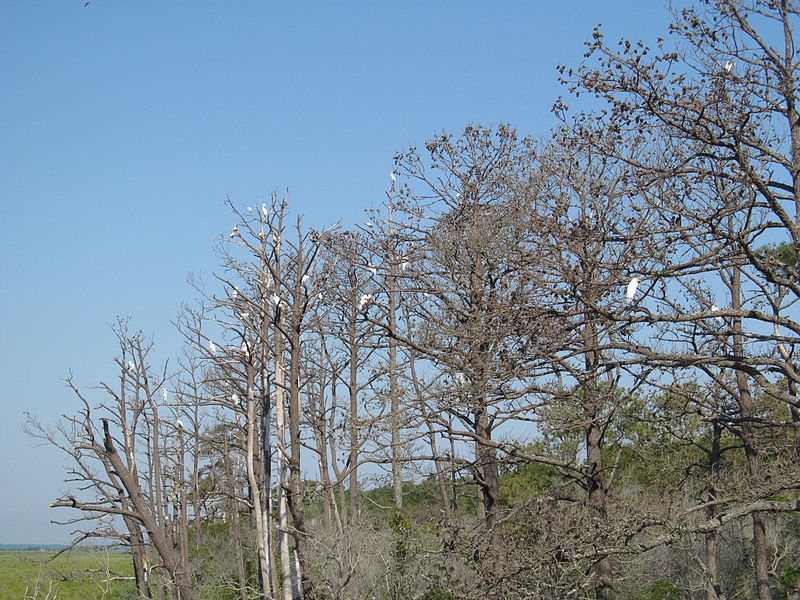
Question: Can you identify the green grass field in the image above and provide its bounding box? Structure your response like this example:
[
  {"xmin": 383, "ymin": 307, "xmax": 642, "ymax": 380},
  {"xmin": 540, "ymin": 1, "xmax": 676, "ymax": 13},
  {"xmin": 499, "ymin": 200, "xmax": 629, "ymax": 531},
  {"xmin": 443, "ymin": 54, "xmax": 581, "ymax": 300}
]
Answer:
[{"xmin": 0, "ymin": 551, "xmax": 135, "ymax": 600}]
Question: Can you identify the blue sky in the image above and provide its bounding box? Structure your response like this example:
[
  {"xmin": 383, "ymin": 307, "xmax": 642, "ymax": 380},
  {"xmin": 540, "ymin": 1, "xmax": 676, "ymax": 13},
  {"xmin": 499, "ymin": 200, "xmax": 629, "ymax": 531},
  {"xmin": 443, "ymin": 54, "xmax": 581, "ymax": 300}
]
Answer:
[{"xmin": 0, "ymin": 1, "xmax": 675, "ymax": 544}]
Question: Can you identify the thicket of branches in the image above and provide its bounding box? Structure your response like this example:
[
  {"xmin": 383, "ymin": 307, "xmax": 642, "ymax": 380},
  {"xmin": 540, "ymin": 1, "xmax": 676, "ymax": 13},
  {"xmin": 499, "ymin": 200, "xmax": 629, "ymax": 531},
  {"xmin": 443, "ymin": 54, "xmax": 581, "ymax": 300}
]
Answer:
[{"xmin": 27, "ymin": 2, "xmax": 800, "ymax": 599}]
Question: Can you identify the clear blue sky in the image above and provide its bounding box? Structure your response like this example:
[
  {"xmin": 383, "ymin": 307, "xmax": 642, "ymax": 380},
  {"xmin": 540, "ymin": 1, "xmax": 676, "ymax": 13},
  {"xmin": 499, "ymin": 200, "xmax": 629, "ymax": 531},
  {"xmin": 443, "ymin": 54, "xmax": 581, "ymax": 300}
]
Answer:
[{"xmin": 0, "ymin": 1, "xmax": 675, "ymax": 544}]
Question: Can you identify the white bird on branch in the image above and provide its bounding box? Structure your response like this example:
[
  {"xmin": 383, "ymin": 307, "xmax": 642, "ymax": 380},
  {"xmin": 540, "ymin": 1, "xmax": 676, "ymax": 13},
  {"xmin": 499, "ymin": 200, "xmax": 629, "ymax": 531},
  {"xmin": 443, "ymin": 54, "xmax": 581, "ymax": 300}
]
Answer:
[
  {"xmin": 127, "ymin": 360, "xmax": 135, "ymax": 371},
  {"xmin": 176, "ymin": 418, "xmax": 184, "ymax": 429},
  {"xmin": 270, "ymin": 293, "xmax": 282, "ymax": 306},
  {"xmin": 229, "ymin": 225, "xmax": 239, "ymax": 238},
  {"xmin": 390, "ymin": 172, "xmax": 397, "ymax": 184},
  {"xmin": 710, "ymin": 304, "xmax": 723, "ymax": 323},
  {"xmin": 302, "ymin": 274, "xmax": 311, "ymax": 284},
  {"xmin": 359, "ymin": 293, "xmax": 372, "ymax": 309},
  {"xmin": 367, "ymin": 265, "xmax": 378, "ymax": 276},
  {"xmin": 365, "ymin": 222, "xmax": 374, "ymax": 228},
  {"xmin": 161, "ymin": 389, "xmax": 168, "ymax": 401},
  {"xmin": 247, "ymin": 206, "xmax": 253, "ymax": 212},
  {"xmin": 454, "ymin": 373, "xmax": 467, "ymax": 386},
  {"xmin": 240, "ymin": 341, "xmax": 248, "ymax": 353},
  {"xmin": 209, "ymin": 341, "xmax": 217, "ymax": 354},
  {"xmin": 626, "ymin": 277, "xmax": 642, "ymax": 304},
  {"xmin": 261, "ymin": 203, "xmax": 268, "ymax": 218},
  {"xmin": 231, "ymin": 394, "xmax": 239, "ymax": 403},
  {"xmin": 724, "ymin": 60, "xmax": 735, "ymax": 73}
]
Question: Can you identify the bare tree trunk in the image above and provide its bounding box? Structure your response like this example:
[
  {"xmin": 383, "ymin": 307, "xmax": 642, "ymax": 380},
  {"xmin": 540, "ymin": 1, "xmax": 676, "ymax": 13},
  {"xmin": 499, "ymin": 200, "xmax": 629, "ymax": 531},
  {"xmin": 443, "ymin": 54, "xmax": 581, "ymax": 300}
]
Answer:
[
  {"xmin": 388, "ymin": 252, "xmax": 403, "ymax": 512},
  {"xmin": 222, "ymin": 436, "xmax": 249, "ymax": 600},
  {"xmin": 245, "ymin": 365, "xmax": 273, "ymax": 600},
  {"xmin": 190, "ymin": 404, "xmax": 202, "ymax": 552},
  {"xmin": 583, "ymin": 316, "xmax": 614, "ymax": 600},
  {"xmin": 177, "ymin": 428, "xmax": 190, "ymax": 589},
  {"xmin": 274, "ymin": 332, "xmax": 295, "ymax": 600},
  {"xmin": 704, "ymin": 421, "xmax": 723, "ymax": 600},
  {"xmin": 474, "ymin": 406, "xmax": 499, "ymax": 547},
  {"xmin": 287, "ymin": 314, "xmax": 313, "ymax": 600},
  {"xmin": 348, "ymin": 308, "xmax": 361, "ymax": 521},
  {"xmin": 124, "ymin": 515, "xmax": 152, "ymax": 599},
  {"xmin": 731, "ymin": 268, "xmax": 771, "ymax": 600},
  {"xmin": 101, "ymin": 419, "xmax": 195, "ymax": 600}
]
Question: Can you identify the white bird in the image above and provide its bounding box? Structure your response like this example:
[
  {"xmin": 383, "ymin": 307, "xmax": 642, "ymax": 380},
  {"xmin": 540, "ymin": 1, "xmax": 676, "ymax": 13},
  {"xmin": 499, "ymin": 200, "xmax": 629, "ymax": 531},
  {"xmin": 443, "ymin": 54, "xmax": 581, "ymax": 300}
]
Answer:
[
  {"xmin": 232, "ymin": 287, "xmax": 238, "ymax": 297},
  {"xmin": 626, "ymin": 278, "xmax": 642, "ymax": 303},
  {"xmin": 710, "ymin": 304, "xmax": 723, "ymax": 323},
  {"xmin": 401, "ymin": 260, "xmax": 409, "ymax": 271},
  {"xmin": 247, "ymin": 206, "xmax": 253, "ymax": 212},
  {"xmin": 161, "ymin": 389, "xmax": 168, "ymax": 401},
  {"xmin": 302, "ymin": 274, "xmax": 311, "ymax": 284},
  {"xmin": 270, "ymin": 293, "xmax": 281, "ymax": 306},
  {"xmin": 454, "ymin": 373, "xmax": 467, "ymax": 386},
  {"xmin": 231, "ymin": 394, "xmax": 239, "ymax": 403},
  {"xmin": 240, "ymin": 341, "xmax": 248, "ymax": 353},
  {"xmin": 176, "ymin": 418, "xmax": 184, "ymax": 429},
  {"xmin": 359, "ymin": 293, "xmax": 372, "ymax": 309},
  {"xmin": 229, "ymin": 225, "xmax": 239, "ymax": 238},
  {"xmin": 367, "ymin": 265, "xmax": 377, "ymax": 276},
  {"xmin": 317, "ymin": 292, "xmax": 324, "ymax": 301},
  {"xmin": 240, "ymin": 311, "xmax": 249, "ymax": 318},
  {"xmin": 261, "ymin": 203, "xmax": 268, "ymax": 218},
  {"xmin": 209, "ymin": 341, "xmax": 217, "ymax": 354},
  {"xmin": 390, "ymin": 172, "xmax": 396, "ymax": 184},
  {"xmin": 127, "ymin": 360, "xmax": 135, "ymax": 370},
  {"xmin": 365, "ymin": 222, "xmax": 374, "ymax": 228},
  {"xmin": 724, "ymin": 60, "xmax": 735, "ymax": 73}
]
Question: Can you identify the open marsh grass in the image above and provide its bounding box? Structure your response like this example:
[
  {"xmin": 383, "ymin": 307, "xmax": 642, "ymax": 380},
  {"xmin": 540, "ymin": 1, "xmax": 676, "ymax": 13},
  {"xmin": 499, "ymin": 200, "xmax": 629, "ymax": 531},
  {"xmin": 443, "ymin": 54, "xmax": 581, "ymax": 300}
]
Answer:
[{"xmin": 0, "ymin": 550, "xmax": 134, "ymax": 600}]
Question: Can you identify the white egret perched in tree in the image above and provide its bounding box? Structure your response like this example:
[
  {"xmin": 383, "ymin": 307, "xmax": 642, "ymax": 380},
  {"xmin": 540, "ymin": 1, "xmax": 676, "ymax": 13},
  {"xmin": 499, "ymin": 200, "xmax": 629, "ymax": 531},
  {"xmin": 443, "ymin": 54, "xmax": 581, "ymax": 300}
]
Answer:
[
  {"xmin": 240, "ymin": 341, "xmax": 248, "ymax": 353},
  {"xmin": 261, "ymin": 203, "xmax": 268, "ymax": 218},
  {"xmin": 711, "ymin": 304, "xmax": 723, "ymax": 323},
  {"xmin": 209, "ymin": 341, "xmax": 217, "ymax": 354},
  {"xmin": 724, "ymin": 59, "xmax": 735, "ymax": 73},
  {"xmin": 161, "ymin": 389, "xmax": 168, "ymax": 401},
  {"xmin": 359, "ymin": 293, "xmax": 372, "ymax": 309},
  {"xmin": 365, "ymin": 221, "xmax": 373, "ymax": 228},
  {"xmin": 390, "ymin": 172, "xmax": 396, "ymax": 184},
  {"xmin": 270, "ymin": 293, "xmax": 281, "ymax": 306},
  {"xmin": 626, "ymin": 277, "xmax": 642, "ymax": 303},
  {"xmin": 176, "ymin": 418, "xmax": 184, "ymax": 429},
  {"xmin": 231, "ymin": 394, "xmax": 239, "ymax": 403},
  {"xmin": 302, "ymin": 274, "xmax": 311, "ymax": 284},
  {"xmin": 247, "ymin": 206, "xmax": 253, "ymax": 212},
  {"xmin": 127, "ymin": 360, "xmax": 135, "ymax": 370},
  {"xmin": 229, "ymin": 225, "xmax": 239, "ymax": 238}
]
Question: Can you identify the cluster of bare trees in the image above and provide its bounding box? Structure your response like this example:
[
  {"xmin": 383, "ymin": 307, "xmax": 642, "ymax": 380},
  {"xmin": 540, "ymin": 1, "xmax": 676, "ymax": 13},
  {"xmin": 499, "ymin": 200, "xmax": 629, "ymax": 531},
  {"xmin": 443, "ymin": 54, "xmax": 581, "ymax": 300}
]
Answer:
[{"xmin": 28, "ymin": 2, "xmax": 800, "ymax": 599}]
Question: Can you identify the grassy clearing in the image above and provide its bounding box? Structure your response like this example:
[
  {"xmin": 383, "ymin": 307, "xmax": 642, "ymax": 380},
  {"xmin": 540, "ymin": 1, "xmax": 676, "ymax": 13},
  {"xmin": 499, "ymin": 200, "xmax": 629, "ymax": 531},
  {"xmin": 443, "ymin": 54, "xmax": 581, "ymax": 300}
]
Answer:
[{"xmin": 0, "ymin": 550, "xmax": 135, "ymax": 600}]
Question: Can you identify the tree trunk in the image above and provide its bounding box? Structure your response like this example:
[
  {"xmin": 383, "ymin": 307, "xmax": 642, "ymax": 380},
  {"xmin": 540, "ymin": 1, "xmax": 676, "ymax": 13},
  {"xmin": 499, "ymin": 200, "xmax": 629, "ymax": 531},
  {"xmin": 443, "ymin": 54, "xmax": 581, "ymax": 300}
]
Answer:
[
  {"xmin": 475, "ymin": 405, "xmax": 499, "ymax": 547},
  {"xmin": 222, "ymin": 436, "xmax": 250, "ymax": 600},
  {"xmin": 731, "ymin": 268, "xmax": 772, "ymax": 600},
  {"xmin": 274, "ymin": 332, "xmax": 295, "ymax": 600},
  {"xmin": 244, "ymin": 367, "xmax": 273, "ymax": 600},
  {"xmin": 101, "ymin": 419, "xmax": 195, "ymax": 600},
  {"xmin": 287, "ymin": 314, "xmax": 312, "ymax": 600},
  {"xmin": 348, "ymin": 307, "xmax": 361, "ymax": 521},
  {"xmin": 705, "ymin": 420, "xmax": 723, "ymax": 600}
]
